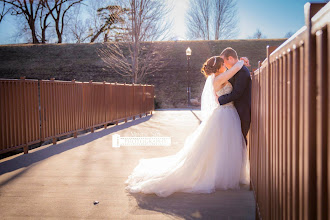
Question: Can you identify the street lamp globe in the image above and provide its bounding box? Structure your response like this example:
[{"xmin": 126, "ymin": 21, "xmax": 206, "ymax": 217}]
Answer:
[{"xmin": 186, "ymin": 47, "xmax": 192, "ymax": 56}]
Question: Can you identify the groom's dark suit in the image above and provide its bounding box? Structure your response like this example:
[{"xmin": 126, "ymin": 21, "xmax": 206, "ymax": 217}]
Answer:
[{"xmin": 218, "ymin": 65, "xmax": 251, "ymax": 145}]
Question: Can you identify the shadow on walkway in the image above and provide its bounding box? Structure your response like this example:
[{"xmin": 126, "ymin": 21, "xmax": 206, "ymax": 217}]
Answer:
[
  {"xmin": 129, "ymin": 185, "xmax": 254, "ymax": 219},
  {"xmin": 0, "ymin": 115, "xmax": 151, "ymax": 176},
  {"xmin": 0, "ymin": 110, "xmax": 255, "ymax": 219}
]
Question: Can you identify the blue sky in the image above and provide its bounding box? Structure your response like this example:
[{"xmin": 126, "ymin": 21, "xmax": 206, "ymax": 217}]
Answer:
[
  {"xmin": 236, "ymin": 0, "xmax": 321, "ymax": 39},
  {"xmin": 170, "ymin": 0, "xmax": 326, "ymax": 40},
  {"xmin": 0, "ymin": 0, "xmax": 326, "ymax": 44}
]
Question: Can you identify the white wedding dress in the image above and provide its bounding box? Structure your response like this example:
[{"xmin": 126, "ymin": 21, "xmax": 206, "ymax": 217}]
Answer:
[{"xmin": 124, "ymin": 73, "xmax": 250, "ymax": 197}]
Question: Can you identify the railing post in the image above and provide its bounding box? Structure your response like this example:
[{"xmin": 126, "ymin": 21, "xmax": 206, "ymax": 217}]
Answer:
[
  {"xmin": 266, "ymin": 46, "xmax": 271, "ymax": 220},
  {"xmin": 72, "ymin": 79, "xmax": 78, "ymax": 138},
  {"xmin": 254, "ymin": 61, "xmax": 262, "ymax": 220},
  {"xmin": 124, "ymin": 82, "xmax": 127, "ymax": 123},
  {"xmin": 144, "ymin": 85, "xmax": 147, "ymax": 116},
  {"xmin": 265, "ymin": 45, "xmax": 278, "ymax": 220},
  {"xmin": 315, "ymin": 28, "xmax": 328, "ymax": 220},
  {"xmin": 89, "ymin": 80, "xmax": 94, "ymax": 133},
  {"xmin": 115, "ymin": 82, "xmax": 118, "ymax": 125},
  {"xmin": 258, "ymin": 61, "xmax": 262, "ymax": 220},
  {"xmin": 303, "ymin": 3, "xmax": 318, "ymax": 219},
  {"xmin": 20, "ymin": 76, "xmax": 29, "ymax": 154},
  {"xmin": 50, "ymin": 78, "xmax": 57, "ymax": 145},
  {"xmin": 103, "ymin": 81, "xmax": 108, "ymax": 129}
]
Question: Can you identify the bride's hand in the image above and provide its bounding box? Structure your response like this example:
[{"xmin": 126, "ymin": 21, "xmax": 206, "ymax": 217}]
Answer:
[
  {"xmin": 235, "ymin": 59, "xmax": 244, "ymax": 68},
  {"xmin": 240, "ymin": 57, "xmax": 250, "ymax": 66}
]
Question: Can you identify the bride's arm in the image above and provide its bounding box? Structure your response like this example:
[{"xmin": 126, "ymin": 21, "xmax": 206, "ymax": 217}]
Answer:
[{"xmin": 214, "ymin": 60, "xmax": 244, "ymax": 87}]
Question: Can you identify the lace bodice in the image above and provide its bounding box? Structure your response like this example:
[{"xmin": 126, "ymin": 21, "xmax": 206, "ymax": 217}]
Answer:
[{"xmin": 216, "ymin": 83, "xmax": 235, "ymax": 107}]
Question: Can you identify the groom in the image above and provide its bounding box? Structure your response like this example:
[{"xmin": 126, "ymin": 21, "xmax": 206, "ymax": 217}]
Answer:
[{"xmin": 218, "ymin": 47, "xmax": 251, "ymax": 145}]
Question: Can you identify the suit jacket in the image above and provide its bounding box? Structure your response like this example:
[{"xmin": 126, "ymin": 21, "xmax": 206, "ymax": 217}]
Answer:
[{"xmin": 218, "ymin": 65, "xmax": 251, "ymax": 129}]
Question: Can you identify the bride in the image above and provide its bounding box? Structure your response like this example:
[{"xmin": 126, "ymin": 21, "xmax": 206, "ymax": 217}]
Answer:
[{"xmin": 124, "ymin": 56, "xmax": 250, "ymax": 197}]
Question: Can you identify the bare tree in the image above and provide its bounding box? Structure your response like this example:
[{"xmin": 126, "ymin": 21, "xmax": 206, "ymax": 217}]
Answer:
[
  {"xmin": 90, "ymin": 5, "xmax": 128, "ymax": 43},
  {"xmin": 249, "ymin": 28, "xmax": 266, "ymax": 39},
  {"xmin": 99, "ymin": 42, "xmax": 170, "ymax": 83},
  {"xmin": 84, "ymin": 0, "xmax": 110, "ymax": 43},
  {"xmin": 69, "ymin": 9, "xmax": 89, "ymax": 43},
  {"xmin": 214, "ymin": 0, "xmax": 237, "ymax": 40},
  {"xmin": 67, "ymin": 0, "xmax": 116, "ymax": 43},
  {"xmin": 65, "ymin": 2, "xmax": 89, "ymax": 43},
  {"xmin": 284, "ymin": 31, "xmax": 294, "ymax": 38},
  {"xmin": 186, "ymin": 0, "xmax": 238, "ymax": 40},
  {"xmin": 0, "ymin": 1, "xmax": 9, "ymax": 23},
  {"xmin": 186, "ymin": 0, "xmax": 211, "ymax": 40},
  {"xmin": 1, "ymin": 0, "xmax": 84, "ymax": 43},
  {"xmin": 45, "ymin": 0, "xmax": 83, "ymax": 43},
  {"xmin": 38, "ymin": 1, "xmax": 57, "ymax": 43},
  {"xmin": 66, "ymin": 0, "xmax": 126, "ymax": 43},
  {"xmin": 1, "ymin": 0, "xmax": 43, "ymax": 43},
  {"xmin": 11, "ymin": 16, "xmax": 31, "ymax": 43},
  {"xmin": 98, "ymin": 0, "xmax": 172, "ymax": 83}
]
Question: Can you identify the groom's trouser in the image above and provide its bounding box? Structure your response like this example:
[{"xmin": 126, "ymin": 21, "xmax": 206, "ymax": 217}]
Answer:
[{"xmin": 241, "ymin": 120, "xmax": 251, "ymax": 146}]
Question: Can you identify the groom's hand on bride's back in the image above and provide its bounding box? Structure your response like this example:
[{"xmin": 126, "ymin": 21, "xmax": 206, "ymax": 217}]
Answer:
[{"xmin": 240, "ymin": 57, "xmax": 250, "ymax": 67}]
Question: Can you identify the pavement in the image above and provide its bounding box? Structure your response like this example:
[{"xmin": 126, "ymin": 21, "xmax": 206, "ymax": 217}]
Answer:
[{"xmin": 0, "ymin": 109, "xmax": 255, "ymax": 219}]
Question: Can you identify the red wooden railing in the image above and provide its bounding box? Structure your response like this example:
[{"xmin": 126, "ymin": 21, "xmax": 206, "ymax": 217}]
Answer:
[
  {"xmin": 249, "ymin": 2, "xmax": 329, "ymax": 220},
  {"xmin": 0, "ymin": 77, "xmax": 154, "ymax": 155}
]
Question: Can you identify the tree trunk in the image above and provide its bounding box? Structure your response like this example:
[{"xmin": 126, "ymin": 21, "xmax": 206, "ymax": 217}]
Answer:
[
  {"xmin": 41, "ymin": 30, "xmax": 46, "ymax": 43},
  {"xmin": 90, "ymin": 25, "xmax": 106, "ymax": 43},
  {"xmin": 41, "ymin": 21, "xmax": 47, "ymax": 43},
  {"xmin": 32, "ymin": 29, "xmax": 39, "ymax": 44},
  {"xmin": 29, "ymin": 18, "xmax": 39, "ymax": 44},
  {"xmin": 55, "ymin": 21, "xmax": 62, "ymax": 43},
  {"xmin": 58, "ymin": 33, "xmax": 62, "ymax": 43},
  {"xmin": 41, "ymin": 13, "xmax": 51, "ymax": 44},
  {"xmin": 132, "ymin": 44, "xmax": 138, "ymax": 83},
  {"xmin": 132, "ymin": 27, "xmax": 139, "ymax": 83},
  {"xmin": 104, "ymin": 29, "xmax": 110, "ymax": 42},
  {"xmin": 215, "ymin": 22, "xmax": 219, "ymax": 40}
]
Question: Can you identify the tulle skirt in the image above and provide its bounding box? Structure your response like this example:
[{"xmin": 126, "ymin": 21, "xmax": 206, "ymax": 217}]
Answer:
[{"xmin": 124, "ymin": 106, "xmax": 250, "ymax": 197}]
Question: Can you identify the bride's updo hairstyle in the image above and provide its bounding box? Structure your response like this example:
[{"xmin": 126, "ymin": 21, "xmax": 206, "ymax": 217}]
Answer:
[{"xmin": 201, "ymin": 56, "xmax": 224, "ymax": 78}]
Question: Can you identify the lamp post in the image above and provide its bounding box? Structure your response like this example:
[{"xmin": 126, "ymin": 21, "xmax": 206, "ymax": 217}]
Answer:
[{"xmin": 186, "ymin": 47, "xmax": 192, "ymax": 107}]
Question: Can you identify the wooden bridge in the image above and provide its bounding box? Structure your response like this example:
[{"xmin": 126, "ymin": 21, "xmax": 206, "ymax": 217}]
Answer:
[{"xmin": 0, "ymin": 110, "xmax": 255, "ymax": 219}]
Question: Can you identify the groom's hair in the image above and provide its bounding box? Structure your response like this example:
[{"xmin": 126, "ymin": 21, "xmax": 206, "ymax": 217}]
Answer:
[{"xmin": 220, "ymin": 47, "xmax": 238, "ymax": 60}]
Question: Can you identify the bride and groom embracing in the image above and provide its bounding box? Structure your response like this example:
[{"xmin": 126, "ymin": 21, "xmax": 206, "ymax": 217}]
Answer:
[{"xmin": 125, "ymin": 47, "xmax": 251, "ymax": 198}]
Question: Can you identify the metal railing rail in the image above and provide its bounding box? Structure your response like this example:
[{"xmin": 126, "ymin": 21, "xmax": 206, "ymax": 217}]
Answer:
[{"xmin": 0, "ymin": 77, "xmax": 154, "ymax": 155}]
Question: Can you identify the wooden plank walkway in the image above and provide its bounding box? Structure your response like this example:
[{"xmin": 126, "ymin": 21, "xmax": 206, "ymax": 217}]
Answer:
[{"xmin": 0, "ymin": 110, "xmax": 255, "ymax": 219}]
